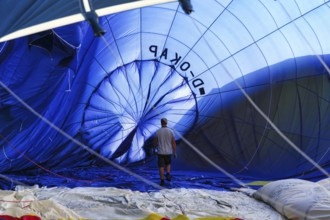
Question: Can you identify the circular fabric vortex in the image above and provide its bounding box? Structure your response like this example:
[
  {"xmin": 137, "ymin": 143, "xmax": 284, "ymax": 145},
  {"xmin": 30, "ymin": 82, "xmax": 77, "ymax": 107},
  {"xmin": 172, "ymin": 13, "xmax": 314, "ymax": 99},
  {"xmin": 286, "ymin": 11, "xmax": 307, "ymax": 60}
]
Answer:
[{"xmin": 82, "ymin": 60, "xmax": 197, "ymax": 164}]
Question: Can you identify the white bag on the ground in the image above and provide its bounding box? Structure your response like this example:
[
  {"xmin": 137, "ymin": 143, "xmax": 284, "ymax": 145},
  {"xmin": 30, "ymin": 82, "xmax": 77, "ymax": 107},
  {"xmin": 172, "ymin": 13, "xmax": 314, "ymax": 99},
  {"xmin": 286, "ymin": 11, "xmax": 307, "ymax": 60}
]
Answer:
[
  {"xmin": 317, "ymin": 178, "xmax": 330, "ymax": 192},
  {"xmin": 253, "ymin": 179, "xmax": 330, "ymax": 220}
]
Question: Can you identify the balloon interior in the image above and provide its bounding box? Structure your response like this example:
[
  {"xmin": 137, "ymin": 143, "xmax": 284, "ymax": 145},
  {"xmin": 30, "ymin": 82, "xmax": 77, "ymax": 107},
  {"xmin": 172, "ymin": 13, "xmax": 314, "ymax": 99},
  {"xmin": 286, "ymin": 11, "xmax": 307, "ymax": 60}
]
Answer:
[{"xmin": 0, "ymin": 0, "xmax": 329, "ymax": 192}]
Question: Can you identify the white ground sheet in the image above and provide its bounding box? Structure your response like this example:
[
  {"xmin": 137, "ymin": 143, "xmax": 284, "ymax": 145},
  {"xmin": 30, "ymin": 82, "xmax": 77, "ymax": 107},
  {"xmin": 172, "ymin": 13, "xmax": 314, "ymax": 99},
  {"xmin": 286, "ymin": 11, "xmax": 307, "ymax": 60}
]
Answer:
[{"xmin": 0, "ymin": 186, "xmax": 285, "ymax": 220}]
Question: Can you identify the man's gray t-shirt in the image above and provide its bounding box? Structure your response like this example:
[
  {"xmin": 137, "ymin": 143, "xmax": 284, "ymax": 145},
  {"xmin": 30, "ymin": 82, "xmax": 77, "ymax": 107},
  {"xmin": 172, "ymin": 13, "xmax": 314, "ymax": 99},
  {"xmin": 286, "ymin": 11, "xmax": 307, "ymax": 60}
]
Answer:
[{"xmin": 157, "ymin": 127, "xmax": 174, "ymax": 155}]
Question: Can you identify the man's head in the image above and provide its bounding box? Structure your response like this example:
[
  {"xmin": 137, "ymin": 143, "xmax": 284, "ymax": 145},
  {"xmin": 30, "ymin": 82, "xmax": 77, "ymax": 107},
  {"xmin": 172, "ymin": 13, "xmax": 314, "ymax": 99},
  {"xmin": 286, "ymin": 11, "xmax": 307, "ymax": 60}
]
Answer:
[{"xmin": 161, "ymin": 118, "xmax": 167, "ymax": 126}]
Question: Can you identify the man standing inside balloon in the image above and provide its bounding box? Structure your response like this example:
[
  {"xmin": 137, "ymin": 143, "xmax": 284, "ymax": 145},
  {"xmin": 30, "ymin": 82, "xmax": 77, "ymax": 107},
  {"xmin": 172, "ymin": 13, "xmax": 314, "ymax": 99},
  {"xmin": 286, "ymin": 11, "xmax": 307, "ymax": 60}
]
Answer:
[{"xmin": 154, "ymin": 118, "xmax": 177, "ymax": 186}]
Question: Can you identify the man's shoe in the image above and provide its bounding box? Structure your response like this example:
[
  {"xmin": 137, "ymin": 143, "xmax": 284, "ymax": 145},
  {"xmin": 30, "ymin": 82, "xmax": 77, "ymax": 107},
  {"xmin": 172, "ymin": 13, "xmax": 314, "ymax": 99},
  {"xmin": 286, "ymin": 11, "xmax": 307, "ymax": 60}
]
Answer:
[
  {"xmin": 160, "ymin": 180, "xmax": 165, "ymax": 186},
  {"xmin": 166, "ymin": 173, "xmax": 171, "ymax": 181}
]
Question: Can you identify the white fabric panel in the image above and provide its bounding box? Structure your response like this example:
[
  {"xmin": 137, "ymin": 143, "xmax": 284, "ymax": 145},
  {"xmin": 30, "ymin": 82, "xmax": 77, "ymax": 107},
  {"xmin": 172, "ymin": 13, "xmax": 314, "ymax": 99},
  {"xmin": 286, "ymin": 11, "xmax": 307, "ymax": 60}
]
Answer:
[{"xmin": 0, "ymin": 186, "xmax": 284, "ymax": 220}]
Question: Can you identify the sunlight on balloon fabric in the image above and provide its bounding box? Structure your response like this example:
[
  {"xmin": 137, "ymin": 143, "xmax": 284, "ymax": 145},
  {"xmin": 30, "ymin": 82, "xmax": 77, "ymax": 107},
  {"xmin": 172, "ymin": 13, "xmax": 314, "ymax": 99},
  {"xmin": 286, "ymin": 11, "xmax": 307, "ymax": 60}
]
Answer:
[{"xmin": 1, "ymin": 0, "xmax": 330, "ymax": 189}]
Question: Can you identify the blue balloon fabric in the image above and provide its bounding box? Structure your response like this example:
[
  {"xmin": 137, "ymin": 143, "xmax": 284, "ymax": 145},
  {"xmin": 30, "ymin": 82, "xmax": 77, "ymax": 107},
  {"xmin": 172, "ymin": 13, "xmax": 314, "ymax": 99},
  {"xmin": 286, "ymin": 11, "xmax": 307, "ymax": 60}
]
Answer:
[{"xmin": 1, "ymin": 0, "xmax": 330, "ymax": 190}]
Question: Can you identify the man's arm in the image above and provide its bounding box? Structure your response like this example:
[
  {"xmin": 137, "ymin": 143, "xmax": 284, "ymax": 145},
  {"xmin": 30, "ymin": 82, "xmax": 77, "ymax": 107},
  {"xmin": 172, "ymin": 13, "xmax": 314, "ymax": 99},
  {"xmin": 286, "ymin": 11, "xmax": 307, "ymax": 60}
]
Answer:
[
  {"xmin": 171, "ymin": 135, "xmax": 177, "ymax": 158},
  {"xmin": 154, "ymin": 135, "xmax": 158, "ymax": 148},
  {"xmin": 153, "ymin": 135, "xmax": 158, "ymax": 155}
]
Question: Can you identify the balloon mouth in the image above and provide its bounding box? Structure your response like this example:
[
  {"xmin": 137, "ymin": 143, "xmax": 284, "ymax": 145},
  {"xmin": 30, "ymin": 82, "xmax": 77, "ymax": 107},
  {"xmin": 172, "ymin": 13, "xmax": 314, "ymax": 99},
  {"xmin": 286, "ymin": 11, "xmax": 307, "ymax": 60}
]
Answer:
[{"xmin": 81, "ymin": 60, "xmax": 197, "ymax": 164}]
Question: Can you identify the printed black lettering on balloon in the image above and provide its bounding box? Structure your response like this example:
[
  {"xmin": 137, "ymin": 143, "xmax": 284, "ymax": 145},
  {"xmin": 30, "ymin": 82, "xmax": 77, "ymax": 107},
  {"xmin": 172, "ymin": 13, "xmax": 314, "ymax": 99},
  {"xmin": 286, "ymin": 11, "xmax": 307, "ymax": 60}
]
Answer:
[{"xmin": 149, "ymin": 45, "xmax": 206, "ymax": 95}]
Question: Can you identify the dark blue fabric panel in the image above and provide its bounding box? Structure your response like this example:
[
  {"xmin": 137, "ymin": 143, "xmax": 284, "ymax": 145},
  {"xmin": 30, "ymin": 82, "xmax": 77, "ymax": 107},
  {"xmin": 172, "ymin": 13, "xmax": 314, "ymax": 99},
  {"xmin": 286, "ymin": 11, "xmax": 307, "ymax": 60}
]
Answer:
[{"xmin": 0, "ymin": 0, "xmax": 80, "ymax": 39}]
